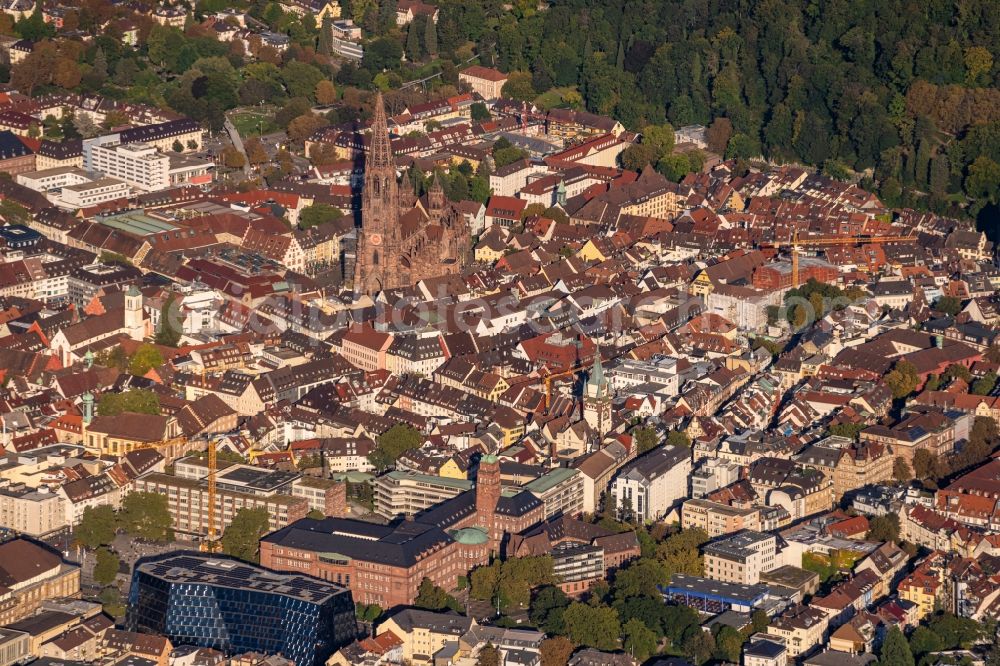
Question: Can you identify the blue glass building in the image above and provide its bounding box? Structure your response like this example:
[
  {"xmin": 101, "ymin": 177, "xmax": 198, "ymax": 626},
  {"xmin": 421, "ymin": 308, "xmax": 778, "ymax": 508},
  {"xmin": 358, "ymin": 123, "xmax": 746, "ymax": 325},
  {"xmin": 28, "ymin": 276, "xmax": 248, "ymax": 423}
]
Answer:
[{"xmin": 126, "ymin": 553, "xmax": 356, "ymax": 666}]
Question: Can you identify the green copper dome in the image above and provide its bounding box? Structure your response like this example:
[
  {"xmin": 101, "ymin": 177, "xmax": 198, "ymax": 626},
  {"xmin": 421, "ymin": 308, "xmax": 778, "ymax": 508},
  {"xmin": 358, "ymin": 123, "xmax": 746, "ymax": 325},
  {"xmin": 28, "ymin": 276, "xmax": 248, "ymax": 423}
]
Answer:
[{"xmin": 481, "ymin": 454, "xmax": 499, "ymax": 464}]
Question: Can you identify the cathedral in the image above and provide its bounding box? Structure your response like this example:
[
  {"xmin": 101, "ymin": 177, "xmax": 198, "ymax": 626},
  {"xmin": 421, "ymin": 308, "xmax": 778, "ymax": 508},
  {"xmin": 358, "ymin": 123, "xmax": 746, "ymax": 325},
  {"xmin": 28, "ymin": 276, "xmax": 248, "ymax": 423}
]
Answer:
[{"xmin": 353, "ymin": 92, "xmax": 471, "ymax": 295}]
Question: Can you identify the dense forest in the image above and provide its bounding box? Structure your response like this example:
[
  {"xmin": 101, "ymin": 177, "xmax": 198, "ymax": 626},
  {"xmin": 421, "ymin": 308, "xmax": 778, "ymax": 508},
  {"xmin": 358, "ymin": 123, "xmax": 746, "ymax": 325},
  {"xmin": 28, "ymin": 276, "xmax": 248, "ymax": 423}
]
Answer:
[
  {"xmin": 8, "ymin": 0, "xmax": 1000, "ymax": 236},
  {"xmin": 429, "ymin": 0, "xmax": 1000, "ymax": 231}
]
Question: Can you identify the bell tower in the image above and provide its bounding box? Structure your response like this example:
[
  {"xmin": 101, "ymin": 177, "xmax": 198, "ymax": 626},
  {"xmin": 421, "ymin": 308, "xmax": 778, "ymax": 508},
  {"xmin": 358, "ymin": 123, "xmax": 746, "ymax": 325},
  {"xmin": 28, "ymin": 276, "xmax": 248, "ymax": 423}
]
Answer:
[
  {"xmin": 583, "ymin": 348, "xmax": 612, "ymax": 435},
  {"xmin": 354, "ymin": 91, "xmax": 400, "ymax": 295}
]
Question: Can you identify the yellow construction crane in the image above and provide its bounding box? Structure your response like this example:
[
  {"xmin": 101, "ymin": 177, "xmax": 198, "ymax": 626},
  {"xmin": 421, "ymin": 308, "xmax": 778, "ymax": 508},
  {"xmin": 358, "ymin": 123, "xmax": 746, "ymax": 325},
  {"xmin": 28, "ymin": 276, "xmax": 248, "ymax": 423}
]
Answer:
[
  {"xmin": 762, "ymin": 229, "xmax": 916, "ymax": 288},
  {"xmin": 199, "ymin": 439, "xmax": 222, "ymax": 553}
]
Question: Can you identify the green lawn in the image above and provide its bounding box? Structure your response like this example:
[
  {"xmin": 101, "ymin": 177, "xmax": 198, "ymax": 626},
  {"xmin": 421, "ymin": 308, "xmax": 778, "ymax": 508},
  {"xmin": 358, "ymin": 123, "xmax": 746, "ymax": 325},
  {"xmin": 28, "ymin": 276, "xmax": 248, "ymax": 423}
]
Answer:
[
  {"xmin": 534, "ymin": 86, "xmax": 579, "ymax": 111},
  {"xmin": 229, "ymin": 110, "xmax": 279, "ymax": 137}
]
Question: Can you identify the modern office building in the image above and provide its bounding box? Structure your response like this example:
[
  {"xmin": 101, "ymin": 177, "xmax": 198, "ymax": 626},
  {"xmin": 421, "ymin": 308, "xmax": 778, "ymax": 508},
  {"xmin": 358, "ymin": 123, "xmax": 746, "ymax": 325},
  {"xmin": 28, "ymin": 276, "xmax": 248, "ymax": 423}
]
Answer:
[
  {"xmin": 703, "ymin": 530, "xmax": 778, "ymax": 585},
  {"xmin": 551, "ymin": 542, "xmax": 604, "ymax": 596},
  {"xmin": 84, "ymin": 140, "xmax": 212, "ymax": 192},
  {"xmin": 126, "ymin": 553, "xmax": 356, "ymax": 666},
  {"xmin": 610, "ymin": 445, "xmax": 692, "ymax": 522},
  {"xmin": 373, "ymin": 471, "xmax": 472, "ymax": 519}
]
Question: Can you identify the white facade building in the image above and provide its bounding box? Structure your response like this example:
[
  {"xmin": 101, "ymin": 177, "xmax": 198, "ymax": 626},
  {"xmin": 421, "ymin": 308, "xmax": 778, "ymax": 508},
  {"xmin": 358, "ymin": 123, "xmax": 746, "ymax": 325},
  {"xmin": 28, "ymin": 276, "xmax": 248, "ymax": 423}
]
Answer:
[{"xmin": 610, "ymin": 444, "xmax": 692, "ymax": 522}]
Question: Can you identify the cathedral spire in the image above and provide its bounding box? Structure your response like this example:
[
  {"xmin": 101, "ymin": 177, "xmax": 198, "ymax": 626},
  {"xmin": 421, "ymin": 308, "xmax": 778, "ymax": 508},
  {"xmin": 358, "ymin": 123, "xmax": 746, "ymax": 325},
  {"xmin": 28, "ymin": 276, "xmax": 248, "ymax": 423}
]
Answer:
[{"xmin": 368, "ymin": 91, "xmax": 394, "ymax": 172}]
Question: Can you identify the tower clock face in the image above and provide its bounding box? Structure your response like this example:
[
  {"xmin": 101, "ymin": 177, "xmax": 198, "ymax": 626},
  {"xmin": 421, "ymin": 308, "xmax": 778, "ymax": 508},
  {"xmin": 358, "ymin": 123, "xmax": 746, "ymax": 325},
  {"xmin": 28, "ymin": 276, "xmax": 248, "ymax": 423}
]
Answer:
[{"xmin": 370, "ymin": 233, "xmax": 382, "ymax": 246}]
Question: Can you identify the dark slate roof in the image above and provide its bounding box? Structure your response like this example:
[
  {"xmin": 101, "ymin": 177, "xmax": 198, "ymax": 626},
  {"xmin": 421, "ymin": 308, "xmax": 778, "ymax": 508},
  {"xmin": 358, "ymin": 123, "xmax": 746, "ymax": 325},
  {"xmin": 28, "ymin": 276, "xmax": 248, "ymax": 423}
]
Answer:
[
  {"xmin": 261, "ymin": 516, "xmax": 453, "ymax": 568},
  {"xmin": 0, "ymin": 130, "xmax": 32, "ymax": 160}
]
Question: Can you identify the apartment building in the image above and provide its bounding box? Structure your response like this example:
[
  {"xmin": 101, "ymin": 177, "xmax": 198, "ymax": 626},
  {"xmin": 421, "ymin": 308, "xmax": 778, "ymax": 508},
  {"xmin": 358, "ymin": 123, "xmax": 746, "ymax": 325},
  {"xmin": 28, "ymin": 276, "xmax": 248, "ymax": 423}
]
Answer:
[
  {"xmin": 373, "ymin": 471, "xmax": 473, "ymax": 519},
  {"xmin": 768, "ymin": 605, "xmax": 829, "ymax": 658},
  {"xmin": 84, "ymin": 140, "xmax": 212, "ymax": 192},
  {"xmin": 60, "ymin": 178, "xmax": 130, "ymax": 208},
  {"xmin": 0, "ymin": 483, "xmax": 66, "ymax": 537},
  {"xmin": 377, "ymin": 609, "xmax": 475, "ymax": 666},
  {"xmin": 682, "ymin": 498, "xmax": 762, "ymax": 538},
  {"xmin": 523, "ymin": 467, "xmax": 584, "ymax": 520},
  {"xmin": 703, "ymin": 531, "xmax": 778, "ymax": 585},
  {"xmin": 551, "ymin": 541, "xmax": 604, "ymax": 596},
  {"xmin": 610, "ymin": 445, "xmax": 691, "ymax": 522},
  {"xmin": 459, "ymin": 65, "xmax": 508, "ymax": 100},
  {"xmin": 134, "ymin": 472, "xmax": 308, "ymax": 537}
]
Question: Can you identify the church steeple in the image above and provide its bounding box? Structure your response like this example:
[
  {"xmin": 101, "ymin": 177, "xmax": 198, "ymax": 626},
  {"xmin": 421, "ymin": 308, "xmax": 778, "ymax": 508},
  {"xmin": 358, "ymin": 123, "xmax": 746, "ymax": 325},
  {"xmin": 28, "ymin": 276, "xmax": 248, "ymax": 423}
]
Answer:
[
  {"xmin": 367, "ymin": 91, "xmax": 394, "ymax": 174},
  {"xmin": 354, "ymin": 91, "xmax": 401, "ymax": 296}
]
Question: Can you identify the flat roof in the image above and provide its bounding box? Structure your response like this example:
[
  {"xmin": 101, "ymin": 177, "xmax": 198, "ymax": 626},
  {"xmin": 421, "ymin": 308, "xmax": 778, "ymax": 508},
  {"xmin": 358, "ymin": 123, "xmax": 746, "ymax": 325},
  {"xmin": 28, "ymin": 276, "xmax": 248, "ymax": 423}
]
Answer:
[
  {"xmin": 63, "ymin": 177, "xmax": 127, "ymax": 193},
  {"xmin": 523, "ymin": 467, "xmax": 578, "ymax": 494},
  {"xmin": 384, "ymin": 470, "xmax": 473, "ymax": 490},
  {"xmin": 98, "ymin": 212, "xmax": 178, "ymax": 236},
  {"xmin": 134, "ymin": 552, "xmax": 349, "ymax": 605},
  {"xmin": 664, "ymin": 574, "xmax": 769, "ymax": 602}
]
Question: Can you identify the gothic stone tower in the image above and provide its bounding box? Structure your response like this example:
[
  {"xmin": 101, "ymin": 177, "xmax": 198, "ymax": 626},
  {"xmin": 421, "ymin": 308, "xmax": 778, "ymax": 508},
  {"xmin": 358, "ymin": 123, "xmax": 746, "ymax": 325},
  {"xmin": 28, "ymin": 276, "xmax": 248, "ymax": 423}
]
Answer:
[
  {"xmin": 583, "ymin": 349, "xmax": 612, "ymax": 435},
  {"xmin": 354, "ymin": 91, "xmax": 401, "ymax": 295}
]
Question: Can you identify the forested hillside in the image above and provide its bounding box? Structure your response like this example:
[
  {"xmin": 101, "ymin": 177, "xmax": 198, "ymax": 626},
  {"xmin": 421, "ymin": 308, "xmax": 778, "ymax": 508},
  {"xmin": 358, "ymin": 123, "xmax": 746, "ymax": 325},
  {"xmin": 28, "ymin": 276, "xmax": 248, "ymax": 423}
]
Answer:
[{"xmin": 432, "ymin": 0, "xmax": 1000, "ymax": 225}]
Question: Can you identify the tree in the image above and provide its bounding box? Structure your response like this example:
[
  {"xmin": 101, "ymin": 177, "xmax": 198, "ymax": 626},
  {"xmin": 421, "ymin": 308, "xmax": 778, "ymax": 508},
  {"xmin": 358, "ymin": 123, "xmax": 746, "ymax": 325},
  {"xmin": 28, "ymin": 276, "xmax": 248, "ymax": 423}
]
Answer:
[
  {"xmin": 934, "ymin": 296, "xmax": 963, "ymax": 316},
  {"xmin": 368, "ymin": 423, "xmax": 423, "ymax": 472},
  {"xmin": 657, "ymin": 527, "xmax": 708, "ymax": 577},
  {"xmin": 315, "ymin": 79, "xmax": 338, "ymax": 105},
  {"xmin": 751, "ymin": 609, "xmax": 770, "ymax": 633},
  {"xmin": 221, "ymin": 146, "xmax": 246, "ymax": 169},
  {"xmin": 909, "ymin": 626, "xmax": 943, "ymax": 658},
  {"xmin": 885, "ymin": 360, "xmax": 919, "ymax": 399},
  {"xmin": 620, "ymin": 142, "xmax": 659, "ymax": 171},
  {"xmin": 562, "ymin": 602, "xmax": 621, "ymax": 651},
  {"xmin": 287, "ymin": 113, "xmax": 327, "ymax": 143},
  {"xmin": 155, "ymin": 296, "xmax": 181, "ymax": 347},
  {"xmin": 683, "ymin": 628, "xmax": 716, "ymax": 665},
  {"xmin": 93, "ymin": 547, "xmax": 120, "ymax": 586},
  {"xmin": 667, "ymin": 430, "xmax": 692, "ymax": 447},
  {"xmin": 540, "ymin": 636, "xmax": 573, "ymax": 666},
  {"xmin": 120, "ymin": 492, "xmax": 173, "ymax": 542},
  {"xmin": 299, "ymin": 203, "xmax": 344, "ymax": 228},
  {"xmin": 306, "ymin": 509, "xmax": 325, "ymax": 520},
  {"xmin": 880, "ymin": 627, "xmax": 915, "ymax": 666},
  {"xmin": 623, "ymin": 618, "xmax": 658, "ymax": 662},
  {"xmin": 244, "ymin": 138, "xmax": 269, "ymax": 166},
  {"xmin": 867, "ymin": 514, "xmax": 901, "ymax": 543},
  {"xmin": 318, "ymin": 16, "xmax": 333, "ymax": 55},
  {"xmin": 972, "ymin": 372, "xmax": 998, "ymax": 396},
  {"xmin": 706, "ymin": 118, "xmax": 733, "ymax": 154},
  {"xmin": 423, "ymin": 10, "xmax": 437, "ymax": 55},
  {"xmin": 128, "ymin": 344, "xmax": 164, "ymax": 376},
  {"xmin": 943, "ymin": 363, "xmax": 973, "ymax": 384},
  {"xmin": 414, "ymin": 577, "xmax": 461, "ymax": 612},
  {"xmin": 97, "ymin": 389, "xmax": 160, "ymax": 416},
  {"xmin": 829, "ymin": 422, "xmax": 866, "ymax": 440},
  {"xmin": 611, "ymin": 557, "xmax": 668, "ymax": 602},
  {"xmin": 714, "ymin": 625, "xmax": 744, "ymax": 663},
  {"xmin": 470, "ymin": 102, "xmax": 491, "ymax": 122},
  {"xmin": 477, "ymin": 644, "xmax": 500, "ymax": 666},
  {"xmin": 893, "ymin": 456, "xmax": 912, "ymax": 483},
  {"xmin": 221, "ymin": 507, "xmax": 271, "ymax": 562},
  {"xmin": 912, "ymin": 449, "xmax": 944, "ymax": 482},
  {"xmin": 470, "ymin": 561, "xmax": 502, "ymax": 601},
  {"xmin": 501, "ymin": 72, "xmax": 535, "ymax": 101},
  {"xmin": 925, "ymin": 612, "xmax": 983, "ymax": 649},
  {"xmin": 76, "ymin": 505, "xmax": 117, "ymax": 548},
  {"xmin": 530, "ymin": 585, "xmax": 569, "ymax": 634},
  {"xmin": 633, "ymin": 427, "xmax": 658, "ymax": 454},
  {"xmin": 405, "ymin": 20, "xmax": 422, "ymax": 61}
]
